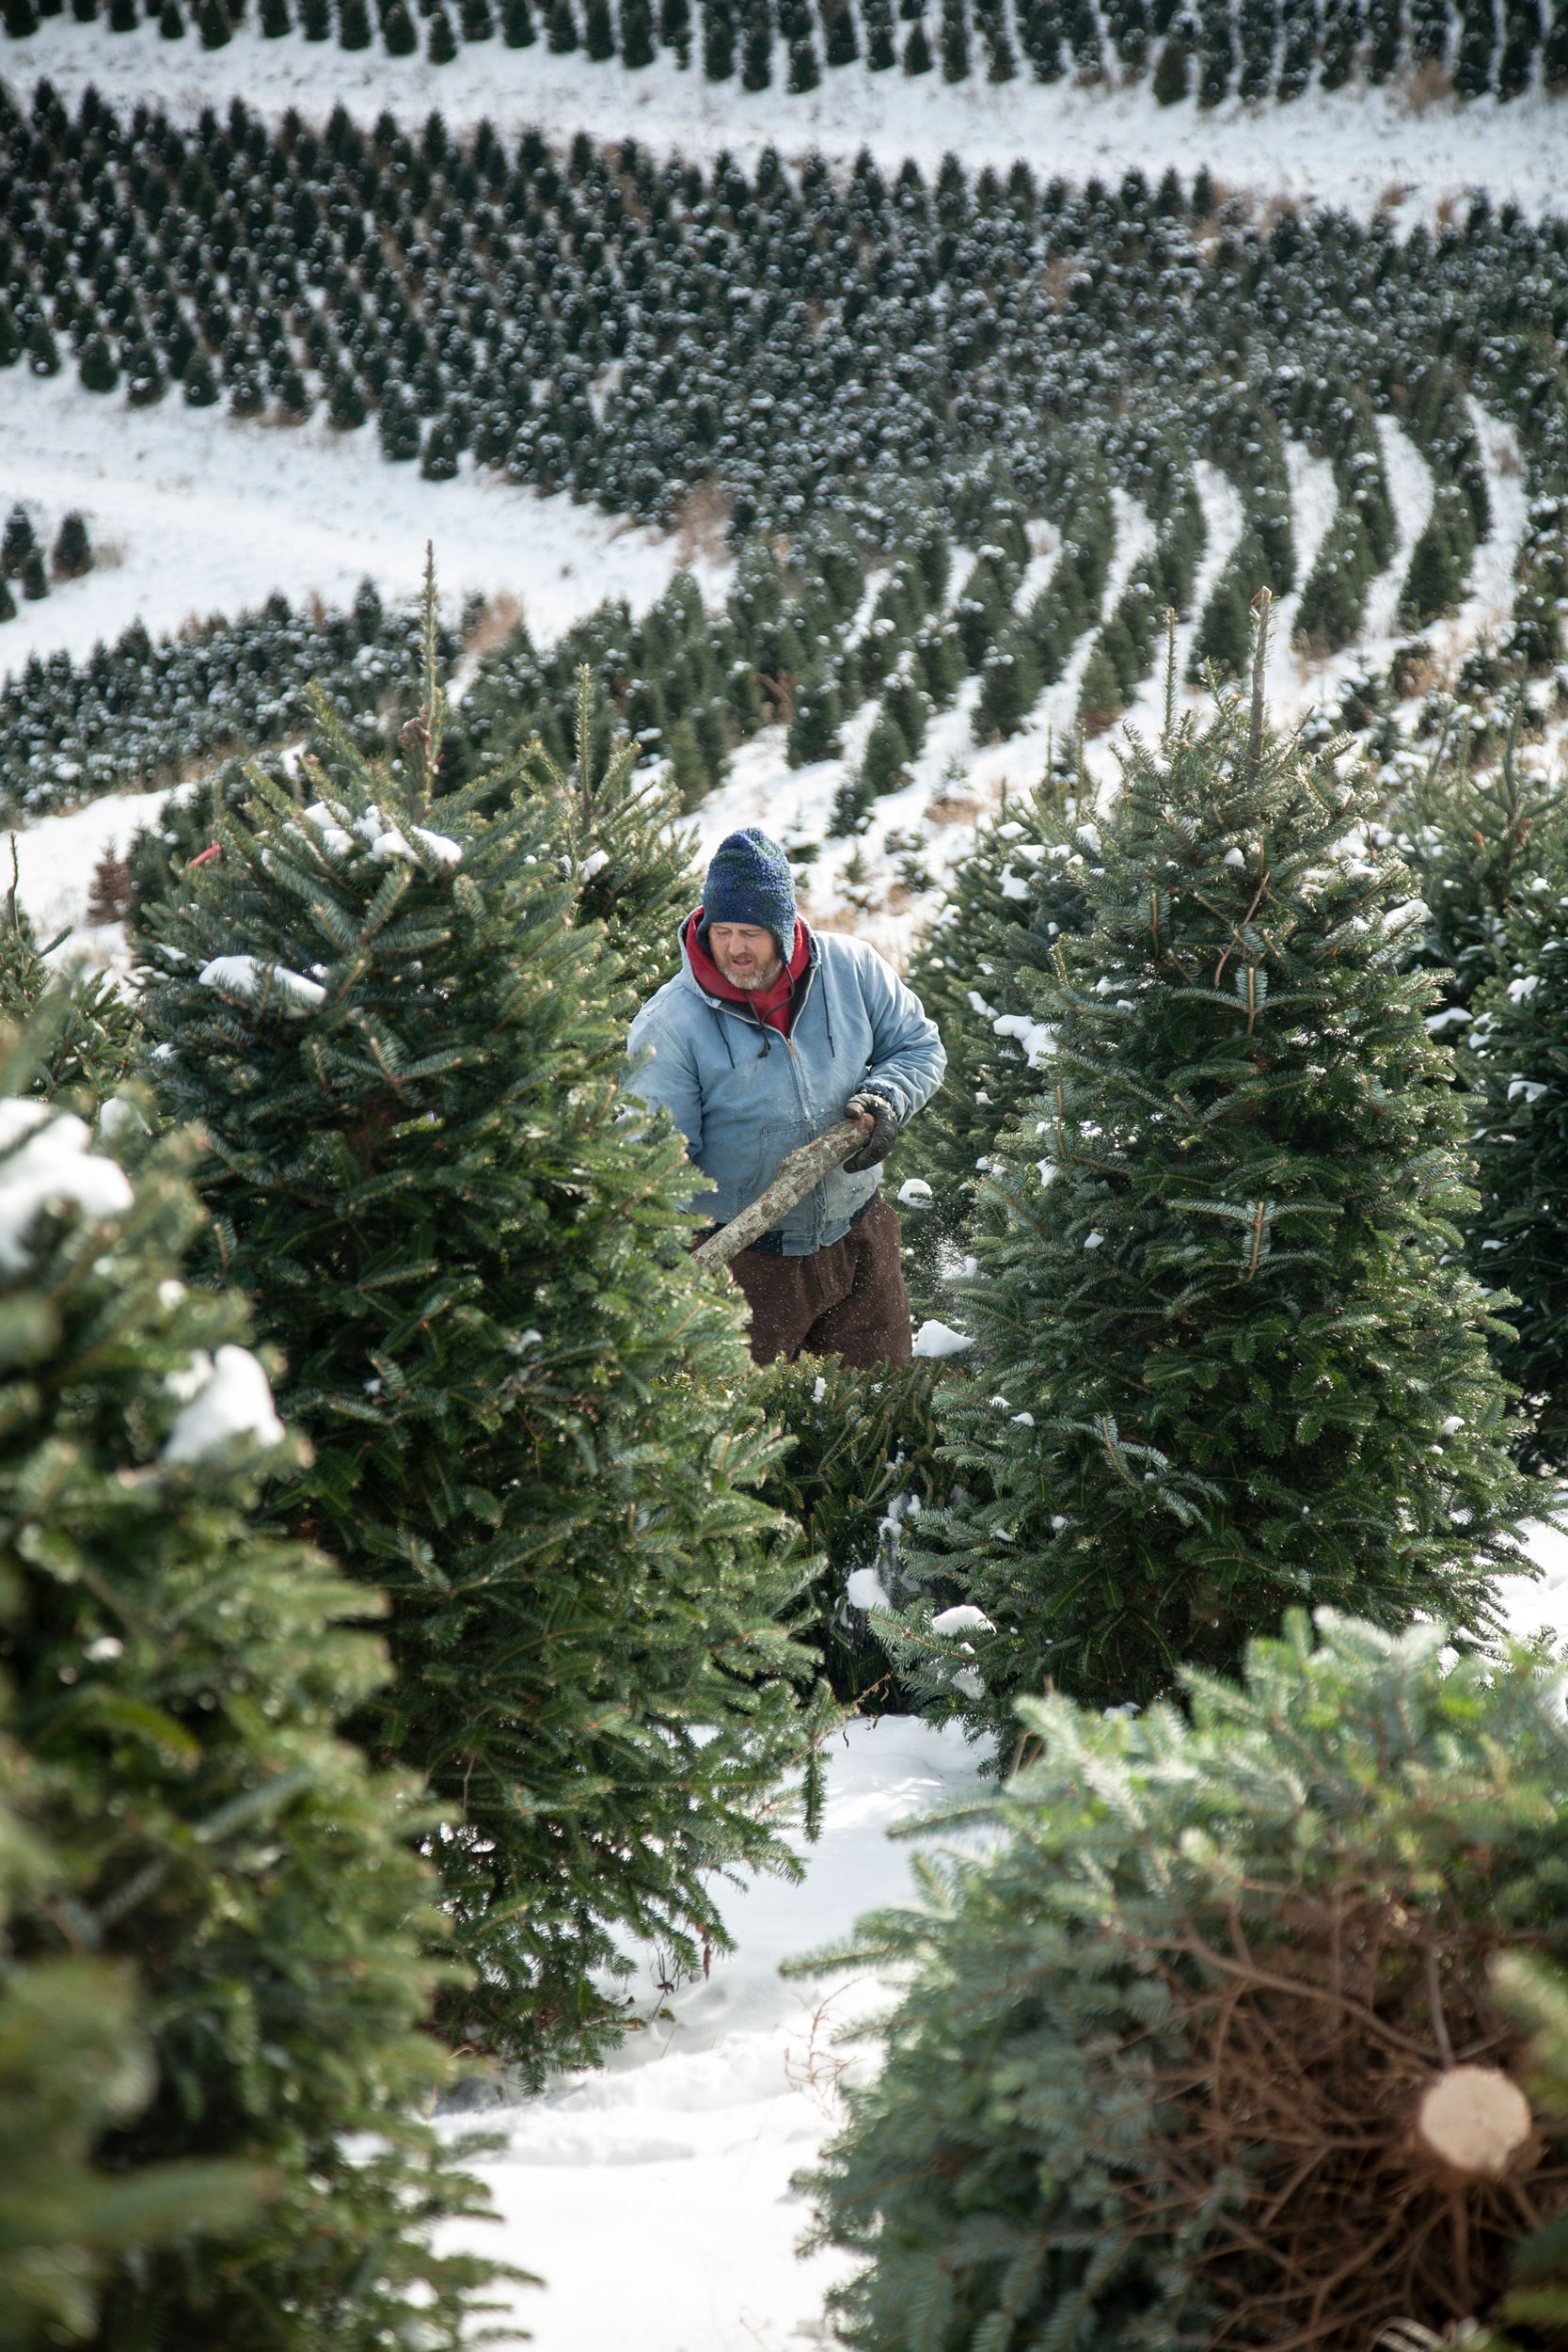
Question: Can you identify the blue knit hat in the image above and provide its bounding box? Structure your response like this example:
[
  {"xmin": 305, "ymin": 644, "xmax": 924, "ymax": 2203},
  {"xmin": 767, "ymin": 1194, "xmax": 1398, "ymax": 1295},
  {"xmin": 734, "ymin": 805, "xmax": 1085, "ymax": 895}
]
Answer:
[{"xmin": 701, "ymin": 828, "xmax": 797, "ymax": 960}]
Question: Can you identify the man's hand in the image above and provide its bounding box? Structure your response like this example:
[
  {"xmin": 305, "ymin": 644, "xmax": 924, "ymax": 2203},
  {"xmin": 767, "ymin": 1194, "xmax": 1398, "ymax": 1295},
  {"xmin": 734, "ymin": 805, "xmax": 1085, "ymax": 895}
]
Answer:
[{"xmin": 842, "ymin": 1091, "xmax": 898, "ymax": 1172}]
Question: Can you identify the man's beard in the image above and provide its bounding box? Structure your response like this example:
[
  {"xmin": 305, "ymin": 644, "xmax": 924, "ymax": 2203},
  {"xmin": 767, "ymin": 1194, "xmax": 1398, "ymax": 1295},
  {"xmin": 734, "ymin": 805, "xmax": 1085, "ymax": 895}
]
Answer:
[{"xmin": 723, "ymin": 960, "xmax": 783, "ymax": 992}]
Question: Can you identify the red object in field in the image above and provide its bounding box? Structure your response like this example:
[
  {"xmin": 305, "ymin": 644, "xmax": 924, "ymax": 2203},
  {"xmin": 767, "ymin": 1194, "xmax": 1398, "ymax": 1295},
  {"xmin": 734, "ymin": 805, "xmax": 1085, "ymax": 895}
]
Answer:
[{"xmin": 188, "ymin": 843, "xmax": 221, "ymax": 867}]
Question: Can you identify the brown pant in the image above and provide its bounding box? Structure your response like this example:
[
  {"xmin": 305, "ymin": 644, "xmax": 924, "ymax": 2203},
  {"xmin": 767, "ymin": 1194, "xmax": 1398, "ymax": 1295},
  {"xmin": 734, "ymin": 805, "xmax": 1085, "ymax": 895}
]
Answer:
[{"xmin": 725, "ymin": 1195, "xmax": 912, "ymax": 1369}]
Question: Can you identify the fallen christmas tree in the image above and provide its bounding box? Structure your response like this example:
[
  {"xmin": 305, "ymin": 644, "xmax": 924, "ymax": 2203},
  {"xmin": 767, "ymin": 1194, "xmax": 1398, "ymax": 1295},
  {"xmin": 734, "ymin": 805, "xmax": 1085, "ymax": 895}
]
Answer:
[{"xmin": 799, "ymin": 1611, "xmax": 1568, "ymax": 2352}]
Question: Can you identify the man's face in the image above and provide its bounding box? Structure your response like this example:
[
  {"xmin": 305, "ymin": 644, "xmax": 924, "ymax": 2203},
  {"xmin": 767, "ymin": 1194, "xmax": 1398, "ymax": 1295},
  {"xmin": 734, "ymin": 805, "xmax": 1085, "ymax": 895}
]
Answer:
[{"xmin": 706, "ymin": 921, "xmax": 783, "ymax": 991}]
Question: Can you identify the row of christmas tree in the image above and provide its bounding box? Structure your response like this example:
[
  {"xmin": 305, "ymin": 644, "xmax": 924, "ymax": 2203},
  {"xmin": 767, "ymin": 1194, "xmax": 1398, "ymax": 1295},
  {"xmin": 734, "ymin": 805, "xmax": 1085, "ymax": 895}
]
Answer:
[
  {"xmin": 800, "ymin": 604, "xmax": 1568, "ymax": 2344},
  {"xmin": 0, "ymin": 616, "xmax": 861, "ymax": 2344},
  {"xmin": 3, "ymin": 84, "xmax": 1563, "ymax": 576},
  {"xmin": 14, "ymin": 582, "xmax": 1568, "ymax": 2343},
  {"xmin": 5, "ymin": 0, "xmax": 1565, "ymax": 103}
]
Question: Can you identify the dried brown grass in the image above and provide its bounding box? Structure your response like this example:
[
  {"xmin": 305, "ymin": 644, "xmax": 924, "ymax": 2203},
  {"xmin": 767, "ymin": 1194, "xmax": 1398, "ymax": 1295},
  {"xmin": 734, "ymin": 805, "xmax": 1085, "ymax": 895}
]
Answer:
[{"xmin": 673, "ymin": 478, "xmax": 734, "ymax": 565}]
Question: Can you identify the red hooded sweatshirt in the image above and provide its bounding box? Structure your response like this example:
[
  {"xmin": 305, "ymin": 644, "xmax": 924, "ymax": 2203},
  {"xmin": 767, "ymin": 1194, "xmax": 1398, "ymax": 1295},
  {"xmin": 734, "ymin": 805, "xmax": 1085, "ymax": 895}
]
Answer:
[{"xmin": 683, "ymin": 909, "xmax": 812, "ymax": 1037}]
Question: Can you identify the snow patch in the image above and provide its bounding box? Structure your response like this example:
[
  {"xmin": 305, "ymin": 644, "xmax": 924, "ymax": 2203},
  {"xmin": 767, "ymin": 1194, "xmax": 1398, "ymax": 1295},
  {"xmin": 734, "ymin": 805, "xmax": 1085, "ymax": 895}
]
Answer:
[
  {"xmin": 198, "ymin": 954, "xmax": 327, "ymax": 1014},
  {"xmin": 912, "ymin": 1318, "xmax": 974, "ymax": 1359},
  {"xmin": 0, "ymin": 363, "xmax": 733, "ymax": 681},
  {"xmin": 438, "ymin": 1716, "xmax": 988, "ymax": 2351},
  {"xmin": 0, "ymin": 1098, "xmax": 134, "ymax": 1269},
  {"xmin": 163, "ymin": 1343, "xmax": 286, "ymax": 1464}
]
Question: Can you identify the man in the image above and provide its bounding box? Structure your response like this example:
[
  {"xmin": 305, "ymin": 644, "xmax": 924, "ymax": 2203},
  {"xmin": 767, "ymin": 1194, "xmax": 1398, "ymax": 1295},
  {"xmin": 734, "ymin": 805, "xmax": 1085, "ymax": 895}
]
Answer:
[{"xmin": 627, "ymin": 827, "xmax": 945, "ymax": 1367}]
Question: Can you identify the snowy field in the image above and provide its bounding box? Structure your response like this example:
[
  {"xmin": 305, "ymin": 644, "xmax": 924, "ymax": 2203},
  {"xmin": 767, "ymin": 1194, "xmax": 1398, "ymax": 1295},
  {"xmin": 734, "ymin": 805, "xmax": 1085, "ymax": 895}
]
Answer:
[
  {"xmin": 0, "ymin": 362, "xmax": 732, "ymax": 675},
  {"xmin": 438, "ymin": 1715, "xmax": 990, "ymax": 2352},
  {"xmin": 8, "ymin": 20, "xmax": 1566, "ymax": 218},
  {"xmin": 436, "ymin": 1537, "xmax": 1568, "ymax": 2352},
  {"xmin": 3, "ymin": 400, "xmax": 1540, "ymax": 978},
  {"xmin": 678, "ymin": 408, "xmax": 1534, "ymax": 967}
]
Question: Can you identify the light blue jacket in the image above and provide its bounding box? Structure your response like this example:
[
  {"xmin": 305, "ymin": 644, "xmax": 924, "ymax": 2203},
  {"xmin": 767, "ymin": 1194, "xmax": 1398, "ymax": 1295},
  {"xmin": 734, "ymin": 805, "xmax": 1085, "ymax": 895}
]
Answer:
[{"xmin": 626, "ymin": 925, "xmax": 946, "ymax": 1255}]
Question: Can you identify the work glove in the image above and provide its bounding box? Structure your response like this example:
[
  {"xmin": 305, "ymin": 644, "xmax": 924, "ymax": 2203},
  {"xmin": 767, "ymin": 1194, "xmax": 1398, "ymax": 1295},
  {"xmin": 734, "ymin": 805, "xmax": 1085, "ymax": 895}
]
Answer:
[{"xmin": 842, "ymin": 1089, "xmax": 898, "ymax": 1173}]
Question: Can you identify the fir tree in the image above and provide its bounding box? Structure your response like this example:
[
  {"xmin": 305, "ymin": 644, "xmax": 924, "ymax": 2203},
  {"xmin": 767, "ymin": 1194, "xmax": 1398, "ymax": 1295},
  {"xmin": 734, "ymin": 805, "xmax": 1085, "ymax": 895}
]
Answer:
[
  {"xmin": 898, "ymin": 605, "xmax": 1528, "ymax": 1721},
  {"xmin": 1400, "ymin": 504, "xmax": 1465, "ymax": 629},
  {"xmin": 421, "ymin": 414, "xmax": 460, "ymax": 476},
  {"xmin": 801, "ymin": 1614, "xmax": 1568, "ymax": 2352},
  {"xmin": 378, "ymin": 386, "xmax": 421, "ymax": 460},
  {"xmin": 1294, "ymin": 505, "xmax": 1375, "ymax": 653},
  {"xmin": 427, "ymin": 6, "xmax": 457, "ymax": 55},
  {"xmin": 836, "ymin": 709, "xmax": 910, "ymax": 833},
  {"xmin": 1076, "ymin": 640, "xmax": 1124, "ymax": 733},
  {"xmin": 19, "ymin": 552, "xmax": 47, "ymax": 605},
  {"xmin": 139, "ymin": 596, "xmax": 826, "ymax": 2078},
  {"xmin": 0, "ymin": 1757, "xmax": 261, "ymax": 2348},
  {"xmin": 1276, "ymin": 0, "xmax": 1314, "ymax": 86},
  {"xmin": 1152, "ymin": 21, "xmax": 1191, "ymax": 90},
  {"xmin": 902, "ymin": 15, "xmax": 932, "ymax": 60},
  {"xmin": 1547, "ymin": 0, "xmax": 1568, "ymax": 77},
  {"xmin": 786, "ymin": 661, "xmax": 843, "ymax": 764},
  {"xmin": 701, "ymin": 0, "xmax": 735, "ymax": 58},
  {"xmin": 899, "ymin": 783, "xmax": 1089, "ymax": 1310},
  {"xmin": 25, "ymin": 320, "xmax": 60, "ymax": 380},
  {"xmin": 863, "ymin": 0, "xmax": 895, "ymax": 60},
  {"xmin": 583, "ymin": 0, "xmax": 614, "ymax": 51},
  {"xmin": 260, "ymin": 0, "xmax": 289, "ymax": 32},
  {"xmin": 752, "ymin": 1353, "xmax": 950, "ymax": 1700},
  {"xmin": 740, "ymin": 0, "xmax": 774, "ymax": 79},
  {"xmin": 1316, "ymin": 0, "xmax": 1356, "ymax": 72},
  {"xmin": 0, "ymin": 880, "xmax": 142, "ymax": 1109},
  {"xmin": 1464, "ymin": 794, "xmax": 1568, "ymax": 1475},
  {"xmin": 1454, "ymin": 0, "xmax": 1496, "ymax": 86},
  {"xmin": 1393, "ymin": 701, "xmax": 1549, "ymax": 1022},
  {"xmin": 181, "ymin": 350, "xmax": 219, "ymax": 406},
  {"xmin": 787, "ymin": 21, "xmax": 821, "ymax": 73},
  {"xmin": 0, "ymin": 1046, "xmax": 512, "ymax": 2347},
  {"xmin": 198, "ymin": 0, "xmax": 232, "ymax": 43},
  {"xmin": 1, "ymin": 509, "xmax": 35, "ymax": 580},
  {"xmin": 824, "ymin": 0, "xmax": 858, "ymax": 58},
  {"xmin": 547, "ymin": 0, "xmax": 578, "ymax": 43},
  {"xmin": 500, "ymin": 0, "xmax": 534, "ymax": 36},
  {"xmin": 77, "ymin": 332, "xmax": 119, "ymax": 395},
  {"xmin": 621, "ymin": 0, "xmax": 655, "ymax": 59}
]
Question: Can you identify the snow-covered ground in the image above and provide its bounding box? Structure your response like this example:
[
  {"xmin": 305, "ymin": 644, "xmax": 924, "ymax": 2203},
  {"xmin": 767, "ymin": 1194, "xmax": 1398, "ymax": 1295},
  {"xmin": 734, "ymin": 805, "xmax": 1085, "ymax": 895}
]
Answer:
[
  {"xmin": 0, "ymin": 363, "xmax": 731, "ymax": 674},
  {"xmin": 442, "ymin": 1714, "xmax": 990, "ymax": 2352},
  {"xmin": 8, "ymin": 20, "xmax": 1565, "ymax": 217}
]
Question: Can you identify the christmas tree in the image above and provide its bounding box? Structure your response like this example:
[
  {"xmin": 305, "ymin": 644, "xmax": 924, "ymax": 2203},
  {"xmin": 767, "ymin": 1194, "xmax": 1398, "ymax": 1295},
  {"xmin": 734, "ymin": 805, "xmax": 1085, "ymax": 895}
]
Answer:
[
  {"xmin": 0, "ymin": 1750, "xmax": 261, "ymax": 2347},
  {"xmin": 896, "ymin": 777, "xmax": 1089, "ymax": 1311},
  {"xmin": 900, "ymin": 602, "xmax": 1528, "ymax": 1722},
  {"xmin": 800, "ymin": 1613, "xmax": 1568, "ymax": 2352},
  {"xmin": 138, "ymin": 587, "xmax": 827, "ymax": 2079},
  {"xmin": 1395, "ymin": 698, "xmax": 1551, "ymax": 1024},
  {"xmin": 0, "ymin": 866, "xmax": 141, "ymax": 1110},
  {"xmin": 0, "ymin": 1041, "xmax": 510, "ymax": 2347},
  {"xmin": 516, "ymin": 663, "xmax": 696, "ymax": 1000},
  {"xmin": 1464, "ymin": 792, "xmax": 1568, "ymax": 1474}
]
